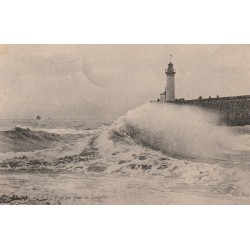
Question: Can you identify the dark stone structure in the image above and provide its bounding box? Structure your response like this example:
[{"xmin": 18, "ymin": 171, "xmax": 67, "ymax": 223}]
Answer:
[{"xmin": 173, "ymin": 95, "xmax": 250, "ymax": 126}]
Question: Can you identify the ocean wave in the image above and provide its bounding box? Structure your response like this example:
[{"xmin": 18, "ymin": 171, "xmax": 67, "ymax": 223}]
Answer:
[
  {"xmin": 0, "ymin": 127, "xmax": 61, "ymax": 153},
  {"xmin": 3, "ymin": 125, "xmax": 98, "ymax": 135},
  {"xmin": 111, "ymin": 103, "xmax": 250, "ymax": 160},
  {"xmin": 1, "ymin": 104, "xmax": 250, "ymax": 174},
  {"xmin": 1, "ymin": 126, "xmax": 62, "ymax": 143}
]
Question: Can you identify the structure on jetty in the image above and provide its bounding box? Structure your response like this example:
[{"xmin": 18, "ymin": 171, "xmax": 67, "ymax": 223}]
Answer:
[{"xmin": 158, "ymin": 61, "xmax": 250, "ymax": 126}]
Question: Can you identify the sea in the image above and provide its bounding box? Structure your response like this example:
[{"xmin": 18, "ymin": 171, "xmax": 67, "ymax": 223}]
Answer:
[{"xmin": 0, "ymin": 103, "xmax": 250, "ymax": 204}]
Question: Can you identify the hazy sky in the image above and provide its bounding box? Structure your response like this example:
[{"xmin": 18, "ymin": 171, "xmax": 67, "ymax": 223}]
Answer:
[{"xmin": 0, "ymin": 45, "xmax": 250, "ymax": 120}]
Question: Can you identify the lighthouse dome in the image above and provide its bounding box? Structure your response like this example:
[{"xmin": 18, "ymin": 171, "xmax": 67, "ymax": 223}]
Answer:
[
  {"xmin": 166, "ymin": 61, "xmax": 176, "ymax": 75},
  {"xmin": 168, "ymin": 62, "xmax": 174, "ymax": 69}
]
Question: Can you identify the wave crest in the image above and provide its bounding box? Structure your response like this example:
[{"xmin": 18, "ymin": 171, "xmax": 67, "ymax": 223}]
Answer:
[
  {"xmin": 112, "ymin": 103, "xmax": 250, "ymax": 160},
  {"xmin": 0, "ymin": 127, "xmax": 61, "ymax": 153}
]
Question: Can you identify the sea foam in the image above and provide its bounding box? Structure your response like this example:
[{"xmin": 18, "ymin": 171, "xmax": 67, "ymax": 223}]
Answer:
[{"xmin": 112, "ymin": 103, "xmax": 250, "ymax": 160}]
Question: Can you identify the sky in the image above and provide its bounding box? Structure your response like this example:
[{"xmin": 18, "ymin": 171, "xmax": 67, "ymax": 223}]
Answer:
[{"xmin": 0, "ymin": 44, "xmax": 250, "ymax": 120}]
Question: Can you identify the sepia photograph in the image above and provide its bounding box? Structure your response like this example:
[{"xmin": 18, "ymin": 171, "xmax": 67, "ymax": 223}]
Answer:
[
  {"xmin": 2, "ymin": 1, "xmax": 250, "ymax": 249},
  {"xmin": 0, "ymin": 44, "xmax": 249, "ymax": 205}
]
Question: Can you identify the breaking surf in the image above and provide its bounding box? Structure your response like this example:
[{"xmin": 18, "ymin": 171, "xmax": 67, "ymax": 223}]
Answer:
[{"xmin": 0, "ymin": 103, "xmax": 250, "ymax": 204}]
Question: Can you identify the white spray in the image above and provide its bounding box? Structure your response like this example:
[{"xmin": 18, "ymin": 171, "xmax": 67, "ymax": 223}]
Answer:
[{"xmin": 112, "ymin": 103, "xmax": 250, "ymax": 160}]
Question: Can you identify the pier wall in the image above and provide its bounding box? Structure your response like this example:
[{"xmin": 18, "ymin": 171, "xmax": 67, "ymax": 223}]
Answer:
[{"xmin": 173, "ymin": 95, "xmax": 250, "ymax": 126}]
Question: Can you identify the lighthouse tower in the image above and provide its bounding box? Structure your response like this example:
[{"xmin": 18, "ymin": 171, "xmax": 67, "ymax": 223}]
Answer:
[{"xmin": 165, "ymin": 61, "xmax": 176, "ymax": 101}]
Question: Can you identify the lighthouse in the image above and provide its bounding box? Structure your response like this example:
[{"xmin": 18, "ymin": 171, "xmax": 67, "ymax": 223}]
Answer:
[{"xmin": 160, "ymin": 61, "xmax": 176, "ymax": 102}]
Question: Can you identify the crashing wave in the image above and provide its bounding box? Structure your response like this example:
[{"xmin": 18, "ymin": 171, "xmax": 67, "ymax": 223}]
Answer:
[{"xmin": 111, "ymin": 103, "xmax": 250, "ymax": 160}]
